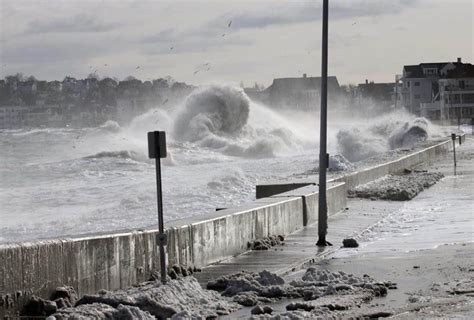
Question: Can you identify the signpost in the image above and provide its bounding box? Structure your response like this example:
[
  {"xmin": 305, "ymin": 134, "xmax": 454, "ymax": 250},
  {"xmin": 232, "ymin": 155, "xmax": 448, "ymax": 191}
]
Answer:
[
  {"xmin": 451, "ymin": 133, "xmax": 457, "ymax": 176},
  {"xmin": 471, "ymin": 117, "xmax": 474, "ymax": 135},
  {"xmin": 148, "ymin": 131, "xmax": 168, "ymax": 284}
]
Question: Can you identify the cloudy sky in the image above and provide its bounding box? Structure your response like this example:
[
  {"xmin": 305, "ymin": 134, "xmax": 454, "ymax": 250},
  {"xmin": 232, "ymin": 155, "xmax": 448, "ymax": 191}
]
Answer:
[{"xmin": 0, "ymin": 0, "xmax": 472, "ymax": 86}]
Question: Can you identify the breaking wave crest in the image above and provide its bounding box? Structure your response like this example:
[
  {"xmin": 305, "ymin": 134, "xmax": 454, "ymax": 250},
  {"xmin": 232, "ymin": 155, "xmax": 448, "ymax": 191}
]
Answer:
[
  {"xmin": 173, "ymin": 86, "xmax": 250, "ymax": 141},
  {"xmin": 84, "ymin": 150, "xmax": 146, "ymax": 162},
  {"xmin": 171, "ymin": 85, "xmax": 297, "ymax": 158},
  {"xmin": 99, "ymin": 120, "xmax": 121, "ymax": 133},
  {"xmin": 337, "ymin": 111, "xmax": 435, "ymax": 162}
]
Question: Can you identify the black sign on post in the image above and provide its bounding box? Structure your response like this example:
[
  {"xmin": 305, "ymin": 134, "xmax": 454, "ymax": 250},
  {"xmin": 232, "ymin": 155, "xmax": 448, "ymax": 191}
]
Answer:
[
  {"xmin": 451, "ymin": 133, "xmax": 457, "ymax": 176},
  {"xmin": 148, "ymin": 131, "xmax": 167, "ymax": 284}
]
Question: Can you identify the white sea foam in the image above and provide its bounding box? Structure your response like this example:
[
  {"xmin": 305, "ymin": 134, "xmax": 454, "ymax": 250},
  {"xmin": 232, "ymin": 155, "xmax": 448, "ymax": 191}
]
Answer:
[{"xmin": 0, "ymin": 86, "xmax": 446, "ymax": 243}]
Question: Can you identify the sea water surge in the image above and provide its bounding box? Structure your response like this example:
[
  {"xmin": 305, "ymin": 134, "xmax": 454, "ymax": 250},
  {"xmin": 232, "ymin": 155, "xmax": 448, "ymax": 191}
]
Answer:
[{"xmin": 0, "ymin": 85, "xmax": 444, "ymax": 243}]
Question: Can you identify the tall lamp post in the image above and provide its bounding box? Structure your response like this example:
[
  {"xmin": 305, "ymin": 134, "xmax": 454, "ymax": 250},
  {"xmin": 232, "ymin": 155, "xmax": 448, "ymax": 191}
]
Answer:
[{"xmin": 316, "ymin": 0, "xmax": 331, "ymax": 246}]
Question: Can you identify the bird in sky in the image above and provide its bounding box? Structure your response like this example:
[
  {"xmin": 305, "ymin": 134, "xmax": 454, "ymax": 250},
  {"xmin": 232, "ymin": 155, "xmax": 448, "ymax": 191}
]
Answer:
[
  {"xmin": 136, "ymin": 66, "xmax": 140, "ymax": 69},
  {"xmin": 170, "ymin": 47, "xmax": 174, "ymax": 50},
  {"xmin": 228, "ymin": 20, "xmax": 232, "ymax": 28}
]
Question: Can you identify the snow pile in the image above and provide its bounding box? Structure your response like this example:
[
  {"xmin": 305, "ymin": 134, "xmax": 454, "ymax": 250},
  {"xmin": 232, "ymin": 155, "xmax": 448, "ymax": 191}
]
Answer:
[
  {"xmin": 208, "ymin": 269, "xmax": 394, "ymax": 306},
  {"xmin": 47, "ymin": 303, "xmax": 154, "ymax": 320},
  {"xmin": 348, "ymin": 171, "xmax": 444, "ymax": 201},
  {"xmin": 49, "ymin": 277, "xmax": 238, "ymax": 319}
]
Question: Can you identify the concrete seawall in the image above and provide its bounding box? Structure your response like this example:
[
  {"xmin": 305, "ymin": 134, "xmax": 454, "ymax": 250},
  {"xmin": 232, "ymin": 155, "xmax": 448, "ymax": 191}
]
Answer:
[
  {"xmin": 0, "ymin": 187, "xmax": 346, "ymax": 316},
  {"xmin": 256, "ymin": 139, "xmax": 452, "ymax": 196},
  {"xmin": 0, "ymin": 138, "xmax": 453, "ymax": 316}
]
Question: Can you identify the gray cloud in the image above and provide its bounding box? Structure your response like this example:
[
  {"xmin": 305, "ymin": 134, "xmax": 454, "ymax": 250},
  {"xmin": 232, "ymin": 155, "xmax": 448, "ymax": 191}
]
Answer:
[
  {"xmin": 211, "ymin": 0, "xmax": 419, "ymax": 31},
  {"xmin": 25, "ymin": 14, "xmax": 121, "ymax": 34},
  {"xmin": 141, "ymin": 34, "xmax": 253, "ymax": 55},
  {"xmin": 140, "ymin": 25, "xmax": 253, "ymax": 55},
  {"xmin": 3, "ymin": 40, "xmax": 113, "ymax": 64},
  {"xmin": 139, "ymin": 0, "xmax": 418, "ymax": 55},
  {"xmin": 141, "ymin": 29, "xmax": 177, "ymax": 43}
]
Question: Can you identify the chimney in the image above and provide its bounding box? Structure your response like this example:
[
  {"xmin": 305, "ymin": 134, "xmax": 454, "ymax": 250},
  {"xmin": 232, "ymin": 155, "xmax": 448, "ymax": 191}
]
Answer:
[
  {"xmin": 303, "ymin": 73, "xmax": 307, "ymax": 78},
  {"xmin": 365, "ymin": 79, "xmax": 368, "ymax": 84},
  {"xmin": 457, "ymin": 57, "xmax": 462, "ymax": 63}
]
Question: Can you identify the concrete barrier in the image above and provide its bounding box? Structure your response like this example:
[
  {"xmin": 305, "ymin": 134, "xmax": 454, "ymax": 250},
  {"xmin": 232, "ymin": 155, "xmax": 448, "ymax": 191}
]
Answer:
[
  {"xmin": 0, "ymin": 139, "xmax": 450, "ymax": 317},
  {"xmin": 334, "ymin": 139, "xmax": 450, "ymax": 189},
  {"xmin": 166, "ymin": 196, "xmax": 304, "ymax": 268},
  {"xmin": 1, "ymin": 197, "xmax": 306, "ymax": 316},
  {"xmin": 270, "ymin": 182, "xmax": 346, "ymax": 226},
  {"xmin": 256, "ymin": 182, "xmax": 315, "ymax": 199},
  {"xmin": 256, "ymin": 139, "xmax": 451, "ymax": 194}
]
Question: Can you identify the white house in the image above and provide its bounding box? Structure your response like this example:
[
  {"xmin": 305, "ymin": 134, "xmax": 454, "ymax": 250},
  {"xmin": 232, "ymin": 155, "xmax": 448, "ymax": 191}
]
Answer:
[
  {"xmin": 438, "ymin": 64, "xmax": 474, "ymax": 122},
  {"xmin": 399, "ymin": 58, "xmax": 473, "ymax": 122}
]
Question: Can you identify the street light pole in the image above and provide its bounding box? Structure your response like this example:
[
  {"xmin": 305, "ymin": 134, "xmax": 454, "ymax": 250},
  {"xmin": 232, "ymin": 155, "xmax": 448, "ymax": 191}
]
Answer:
[{"xmin": 317, "ymin": 0, "xmax": 330, "ymax": 246}]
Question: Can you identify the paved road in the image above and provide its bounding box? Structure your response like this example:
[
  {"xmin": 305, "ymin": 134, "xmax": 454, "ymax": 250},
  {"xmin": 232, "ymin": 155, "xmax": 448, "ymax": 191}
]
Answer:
[{"xmin": 195, "ymin": 135, "xmax": 474, "ymax": 288}]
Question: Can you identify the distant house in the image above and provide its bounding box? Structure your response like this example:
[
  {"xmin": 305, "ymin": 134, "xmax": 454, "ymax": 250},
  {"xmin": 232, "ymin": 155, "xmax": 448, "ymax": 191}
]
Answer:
[
  {"xmin": 62, "ymin": 76, "xmax": 77, "ymax": 92},
  {"xmin": 62, "ymin": 77, "xmax": 87, "ymax": 96},
  {"xmin": 47, "ymin": 81, "xmax": 62, "ymax": 93},
  {"xmin": 357, "ymin": 80, "xmax": 396, "ymax": 106},
  {"xmin": 243, "ymin": 86, "xmax": 268, "ymax": 103},
  {"xmin": 84, "ymin": 78, "xmax": 99, "ymax": 91},
  {"xmin": 438, "ymin": 63, "xmax": 474, "ymax": 121},
  {"xmin": 16, "ymin": 80, "xmax": 37, "ymax": 95},
  {"xmin": 118, "ymin": 79, "xmax": 143, "ymax": 97},
  {"xmin": 399, "ymin": 58, "xmax": 474, "ymax": 121},
  {"xmin": 0, "ymin": 105, "xmax": 28, "ymax": 129},
  {"xmin": 264, "ymin": 74, "xmax": 341, "ymax": 110}
]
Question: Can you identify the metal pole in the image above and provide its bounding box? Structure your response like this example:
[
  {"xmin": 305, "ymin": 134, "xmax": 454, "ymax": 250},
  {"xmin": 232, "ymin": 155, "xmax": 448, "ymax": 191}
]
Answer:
[
  {"xmin": 155, "ymin": 157, "xmax": 167, "ymax": 284},
  {"xmin": 451, "ymin": 134, "xmax": 457, "ymax": 176},
  {"xmin": 317, "ymin": 0, "xmax": 330, "ymax": 246}
]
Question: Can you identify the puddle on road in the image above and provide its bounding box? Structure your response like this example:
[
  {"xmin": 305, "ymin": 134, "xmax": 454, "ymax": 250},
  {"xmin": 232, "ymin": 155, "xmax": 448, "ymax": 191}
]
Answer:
[{"xmin": 335, "ymin": 174, "xmax": 474, "ymax": 258}]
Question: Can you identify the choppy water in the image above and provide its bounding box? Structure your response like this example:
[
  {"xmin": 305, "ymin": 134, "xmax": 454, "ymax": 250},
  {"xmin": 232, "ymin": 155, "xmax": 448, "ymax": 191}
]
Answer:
[{"xmin": 0, "ymin": 85, "xmax": 441, "ymax": 243}]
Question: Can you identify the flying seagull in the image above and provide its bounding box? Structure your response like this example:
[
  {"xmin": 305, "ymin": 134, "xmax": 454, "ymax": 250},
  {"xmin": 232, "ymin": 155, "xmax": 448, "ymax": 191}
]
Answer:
[{"xmin": 228, "ymin": 20, "xmax": 232, "ymax": 28}]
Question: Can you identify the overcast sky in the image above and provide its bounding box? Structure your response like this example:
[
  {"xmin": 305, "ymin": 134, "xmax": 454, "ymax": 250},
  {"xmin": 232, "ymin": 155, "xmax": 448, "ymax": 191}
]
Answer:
[{"xmin": 0, "ymin": 0, "xmax": 473, "ymax": 86}]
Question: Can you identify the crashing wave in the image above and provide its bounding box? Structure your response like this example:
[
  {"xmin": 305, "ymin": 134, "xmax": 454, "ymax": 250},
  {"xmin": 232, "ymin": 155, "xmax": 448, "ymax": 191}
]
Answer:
[
  {"xmin": 388, "ymin": 118, "xmax": 429, "ymax": 149},
  {"xmin": 328, "ymin": 154, "xmax": 356, "ymax": 172},
  {"xmin": 99, "ymin": 120, "xmax": 121, "ymax": 133},
  {"xmin": 173, "ymin": 85, "xmax": 250, "ymax": 142},
  {"xmin": 336, "ymin": 128, "xmax": 387, "ymax": 162},
  {"xmin": 84, "ymin": 150, "xmax": 145, "ymax": 161},
  {"xmin": 171, "ymin": 85, "xmax": 297, "ymax": 158},
  {"xmin": 337, "ymin": 112, "xmax": 433, "ymax": 162}
]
